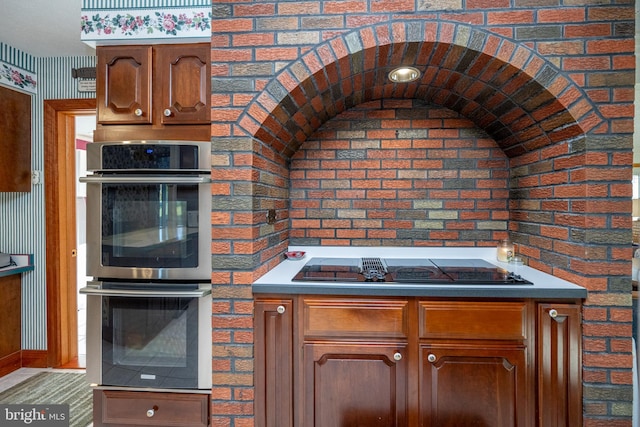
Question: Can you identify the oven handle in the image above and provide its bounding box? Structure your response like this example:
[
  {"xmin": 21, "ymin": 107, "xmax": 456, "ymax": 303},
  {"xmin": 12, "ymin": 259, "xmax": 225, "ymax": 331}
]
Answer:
[
  {"xmin": 79, "ymin": 287, "xmax": 211, "ymax": 298},
  {"xmin": 79, "ymin": 176, "xmax": 210, "ymax": 184}
]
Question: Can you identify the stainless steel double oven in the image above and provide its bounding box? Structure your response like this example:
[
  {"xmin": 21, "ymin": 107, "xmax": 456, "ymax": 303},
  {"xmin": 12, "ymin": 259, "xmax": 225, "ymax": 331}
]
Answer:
[{"xmin": 80, "ymin": 141, "xmax": 211, "ymax": 390}]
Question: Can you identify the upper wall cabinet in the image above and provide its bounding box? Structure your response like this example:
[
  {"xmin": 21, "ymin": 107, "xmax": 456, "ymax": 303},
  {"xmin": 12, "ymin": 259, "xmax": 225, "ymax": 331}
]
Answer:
[
  {"xmin": 0, "ymin": 85, "xmax": 31, "ymax": 192},
  {"xmin": 95, "ymin": 43, "xmax": 210, "ymax": 142}
]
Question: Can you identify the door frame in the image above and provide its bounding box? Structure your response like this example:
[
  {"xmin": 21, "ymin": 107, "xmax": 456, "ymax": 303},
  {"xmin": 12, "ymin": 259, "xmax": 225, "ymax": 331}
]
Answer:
[{"xmin": 43, "ymin": 98, "xmax": 96, "ymax": 368}]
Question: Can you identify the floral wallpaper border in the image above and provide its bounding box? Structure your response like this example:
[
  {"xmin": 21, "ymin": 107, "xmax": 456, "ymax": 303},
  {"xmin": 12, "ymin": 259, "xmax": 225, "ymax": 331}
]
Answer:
[
  {"xmin": 80, "ymin": 7, "xmax": 211, "ymax": 44},
  {"xmin": 0, "ymin": 60, "xmax": 37, "ymax": 95}
]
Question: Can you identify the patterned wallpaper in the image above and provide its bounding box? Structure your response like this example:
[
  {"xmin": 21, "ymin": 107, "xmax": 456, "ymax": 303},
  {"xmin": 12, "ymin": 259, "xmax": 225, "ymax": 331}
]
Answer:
[
  {"xmin": 0, "ymin": 43, "xmax": 96, "ymax": 350},
  {"xmin": 0, "ymin": 43, "xmax": 37, "ymax": 94},
  {"xmin": 81, "ymin": 0, "xmax": 212, "ymax": 45}
]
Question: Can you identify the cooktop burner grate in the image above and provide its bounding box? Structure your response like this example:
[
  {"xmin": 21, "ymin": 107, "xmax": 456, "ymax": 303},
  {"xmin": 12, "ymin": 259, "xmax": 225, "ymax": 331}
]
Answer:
[{"xmin": 361, "ymin": 257, "xmax": 385, "ymax": 272}]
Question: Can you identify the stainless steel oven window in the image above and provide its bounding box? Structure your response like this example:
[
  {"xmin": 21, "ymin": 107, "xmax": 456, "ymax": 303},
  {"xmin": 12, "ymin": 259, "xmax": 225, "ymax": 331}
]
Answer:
[
  {"xmin": 84, "ymin": 282, "xmax": 212, "ymax": 390},
  {"xmin": 83, "ymin": 176, "xmax": 211, "ymax": 281}
]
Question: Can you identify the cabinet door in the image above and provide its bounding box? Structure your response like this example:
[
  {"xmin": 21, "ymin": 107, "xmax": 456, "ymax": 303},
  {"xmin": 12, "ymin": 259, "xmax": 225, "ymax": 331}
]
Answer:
[
  {"xmin": 254, "ymin": 299, "xmax": 293, "ymax": 427},
  {"xmin": 156, "ymin": 44, "xmax": 210, "ymax": 125},
  {"xmin": 303, "ymin": 343, "xmax": 407, "ymax": 427},
  {"xmin": 420, "ymin": 344, "xmax": 529, "ymax": 427},
  {"xmin": 537, "ymin": 303, "xmax": 582, "ymax": 427},
  {"xmin": 0, "ymin": 85, "xmax": 31, "ymax": 192},
  {"xmin": 97, "ymin": 46, "xmax": 152, "ymax": 124}
]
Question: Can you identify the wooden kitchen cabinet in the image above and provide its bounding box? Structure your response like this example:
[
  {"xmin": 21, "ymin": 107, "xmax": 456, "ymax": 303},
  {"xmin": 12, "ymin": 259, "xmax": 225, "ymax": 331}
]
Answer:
[
  {"xmin": 93, "ymin": 389, "xmax": 210, "ymax": 426},
  {"xmin": 0, "ymin": 85, "xmax": 31, "ymax": 192},
  {"xmin": 254, "ymin": 299, "xmax": 294, "ymax": 427},
  {"xmin": 95, "ymin": 43, "xmax": 210, "ymax": 141},
  {"xmin": 536, "ymin": 303, "xmax": 582, "ymax": 427},
  {"xmin": 0, "ymin": 274, "xmax": 22, "ymax": 376},
  {"xmin": 420, "ymin": 344, "xmax": 528, "ymax": 427},
  {"xmin": 418, "ymin": 301, "xmax": 531, "ymax": 427},
  {"xmin": 303, "ymin": 342, "xmax": 408, "ymax": 427},
  {"xmin": 254, "ymin": 296, "xmax": 581, "ymax": 427},
  {"xmin": 301, "ymin": 298, "xmax": 410, "ymax": 426}
]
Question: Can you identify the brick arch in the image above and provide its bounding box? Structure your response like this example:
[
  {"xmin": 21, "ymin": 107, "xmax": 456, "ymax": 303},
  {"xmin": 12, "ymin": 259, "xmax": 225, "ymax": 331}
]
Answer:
[{"xmin": 239, "ymin": 20, "xmax": 602, "ymax": 158}]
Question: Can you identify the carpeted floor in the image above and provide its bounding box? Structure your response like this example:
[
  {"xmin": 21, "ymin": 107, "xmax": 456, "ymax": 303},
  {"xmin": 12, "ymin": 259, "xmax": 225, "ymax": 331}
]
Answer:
[{"xmin": 0, "ymin": 371, "xmax": 92, "ymax": 427}]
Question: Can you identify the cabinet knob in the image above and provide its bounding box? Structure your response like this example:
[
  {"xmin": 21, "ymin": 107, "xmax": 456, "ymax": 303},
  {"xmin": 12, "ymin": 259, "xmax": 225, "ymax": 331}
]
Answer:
[
  {"xmin": 134, "ymin": 108, "xmax": 143, "ymax": 117},
  {"xmin": 276, "ymin": 305, "xmax": 286, "ymax": 314},
  {"xmin": 427, "ymin": 353, "xmax": 437, "ymax": 363},
  {"xmin": 393, "ymin": 352, "xmax": 402, "ymax": 361},
  {"xmin": 164, "ymin": 108, "xmax": 172, "ymax": 117},
  {"xmin": 146, "ymin": 406, "xmax": 158, "ymax": 417},
  {"xmin": 549, "ymin": 309, "xmax": 558, "ymax": 319}
]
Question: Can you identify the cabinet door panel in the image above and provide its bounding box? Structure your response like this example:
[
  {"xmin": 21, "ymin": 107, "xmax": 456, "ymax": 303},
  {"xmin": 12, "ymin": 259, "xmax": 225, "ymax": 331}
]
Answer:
[
  {"xmin": 537, "ymin": 303, "xmax": 582, "ymax": 427},
  {"xmin": 97, "ymin": 46, "xmax": 152, "ymax": 124},
  {"xmin": 420, "ymin": 345, "xmax": 529, "ymax": 427},
  {"xmin": 157, "ymin": 44, "xmax": 210, "ymax": 125},
  {"xmin": 254, "ymin": 299, "xmax": 293, "ymax": 427},
  {"xmin": 304, "ymin": 343, "xmax": 407, "ymax": 427}
]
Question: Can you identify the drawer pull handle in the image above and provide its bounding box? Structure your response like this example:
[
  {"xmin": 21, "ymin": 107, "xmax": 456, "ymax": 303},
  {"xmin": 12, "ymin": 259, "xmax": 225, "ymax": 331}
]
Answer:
[
  {"xmin": 549, "ymin": 309, "xmax": 558, "ymax": 319},
  {"xmin": 134, "ymin": 108, "xmax": 143, "ymax": 117},
  {"xmin": 393, "ymin": 352, "xmax": 402, "ymax": 361},
  {"xmin": 146, "ymin": 406, "xmax": 158, "ymax": 418},
  {"xmin": 164, "ymin": 108, "xmax": 172, "ymax": 117},
  {"xmin": 276, "ymin": 305, "xmax": 286, "ymax": 314},
  {"xmin": 427, "ymin": 353, "xmax": 437, "ymax": 363}
]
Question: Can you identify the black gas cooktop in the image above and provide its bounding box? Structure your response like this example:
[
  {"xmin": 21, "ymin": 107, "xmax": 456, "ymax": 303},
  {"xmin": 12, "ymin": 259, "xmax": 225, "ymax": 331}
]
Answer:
[{"xmin": 292, "ymin": 257, "xmax": 532, "ymax": 285}]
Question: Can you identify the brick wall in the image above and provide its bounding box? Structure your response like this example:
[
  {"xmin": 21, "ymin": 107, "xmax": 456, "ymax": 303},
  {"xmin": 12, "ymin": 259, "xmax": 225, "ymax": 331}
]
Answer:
[
  {"xmin": 290, "ymin": 100, "xmax": 512, "ymax": 246},
  {"xmin": 211, "ymin": 1, "xmax": 635, "ymax": 425}
]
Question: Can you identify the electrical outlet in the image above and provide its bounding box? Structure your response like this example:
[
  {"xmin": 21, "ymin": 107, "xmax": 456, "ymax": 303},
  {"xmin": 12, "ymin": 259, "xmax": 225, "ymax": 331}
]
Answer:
[
  {"xmin": 31, "ymin": 170, "xmax": 42, "ymax": 185},
  {"xmin": 266, "ymin": 209, "xmax": 276, "ymax": 224}
]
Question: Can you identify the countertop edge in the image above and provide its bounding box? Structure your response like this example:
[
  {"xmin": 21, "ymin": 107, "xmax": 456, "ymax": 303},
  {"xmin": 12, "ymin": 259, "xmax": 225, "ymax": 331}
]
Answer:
[
  {"xmin": 0, "ymin": 254, "xmax": 34, "ymax": 278},
  {"xmin": 252, "ymin": 246, "xmax": 588, "ymax": 300},
  {"xmin": 251, "ymin": 282, "xmax": 588, "ymax": 299}
]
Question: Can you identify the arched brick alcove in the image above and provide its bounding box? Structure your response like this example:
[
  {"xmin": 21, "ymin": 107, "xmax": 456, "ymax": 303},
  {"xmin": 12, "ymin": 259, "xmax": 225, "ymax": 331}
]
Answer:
[
  {"xmin": 238, "ymin": 21, "xmax": 600, "ymax": 159},
  {"xmin": 211, "ymin": 17, "xmax": 633, "ymax": 427}
]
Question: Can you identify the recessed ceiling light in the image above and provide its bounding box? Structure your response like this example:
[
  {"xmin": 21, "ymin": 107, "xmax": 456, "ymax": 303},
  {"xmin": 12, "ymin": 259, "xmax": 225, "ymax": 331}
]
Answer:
[{"xmin": 388, "ymin": 66, "xmax": 421, "ymax": 83}]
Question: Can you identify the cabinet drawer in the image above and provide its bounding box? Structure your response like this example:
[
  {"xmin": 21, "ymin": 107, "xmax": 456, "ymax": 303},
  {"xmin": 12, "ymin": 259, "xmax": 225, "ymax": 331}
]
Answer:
[
  {"xmin": 419, "ymin": 301, "xmax": 527, "ymax": 340},
  {"xmin": 304, "ymin": 298, "xmax": 409, "ymax": 339},
  {"xmin": 95, "ymin": 389, "xmax": 209, "ymax": 426}
]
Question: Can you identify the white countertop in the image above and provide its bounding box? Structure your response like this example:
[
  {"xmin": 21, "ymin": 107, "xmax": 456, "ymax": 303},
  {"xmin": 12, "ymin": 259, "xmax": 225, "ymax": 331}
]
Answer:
[
  {"xmin": 253, "ymin": 246, "xmax": 588, "ymax": 299},
  {"xmin": 0, "ymin": 254, "xmax": 34, "ymax": 278}
]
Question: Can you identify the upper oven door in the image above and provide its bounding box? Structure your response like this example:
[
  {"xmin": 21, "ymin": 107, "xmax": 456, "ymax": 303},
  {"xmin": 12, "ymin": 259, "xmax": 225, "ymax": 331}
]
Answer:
[{"xmin": 82, "ymin": 174, "xmax": 211, "ymax": 281}]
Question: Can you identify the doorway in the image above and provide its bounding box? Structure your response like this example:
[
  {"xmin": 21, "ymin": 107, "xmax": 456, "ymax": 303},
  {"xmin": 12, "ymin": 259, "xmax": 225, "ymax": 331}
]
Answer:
[{"xmin": 43, "ymin": 99, "xmax": 96, "ymax": 369}]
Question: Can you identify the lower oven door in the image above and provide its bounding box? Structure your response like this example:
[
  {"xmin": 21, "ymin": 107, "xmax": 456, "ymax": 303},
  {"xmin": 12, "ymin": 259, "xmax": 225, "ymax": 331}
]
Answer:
[{"xmin": 81, "ymin": 281, "xmax": 212, "ymax": 390}]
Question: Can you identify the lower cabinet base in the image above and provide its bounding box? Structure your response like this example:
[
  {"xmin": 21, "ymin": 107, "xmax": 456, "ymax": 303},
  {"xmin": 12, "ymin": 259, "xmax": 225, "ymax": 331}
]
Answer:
[{"xmin": 93, "ymin": 389, "xmax": 210, "ymax": 427}]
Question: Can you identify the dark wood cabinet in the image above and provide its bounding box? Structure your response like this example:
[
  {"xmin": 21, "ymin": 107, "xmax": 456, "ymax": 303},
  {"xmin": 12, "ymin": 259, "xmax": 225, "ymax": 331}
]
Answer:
[
  {"xmin": 0, "ymin": 274, "xmax": 22, "ymax": 376},
  {"xmin": 303, "ymin": 342, "xmax": 408, "ymax": 427},
  {"xmin": 95, "ymin": 43, "xmax": 210, "ymax": 141},
  {"xmin": 254, "ymin": 299, "xmax": 294, "ymax": 427},
  {"xmin": 418, "ymin": 301, "xmax": 531, "ymax": 427},
  {"xmin": 97, "ymin": 46, "xmax": 152, "ymax": 125},
  {"xmin": 254, "ymin": 295, "xmax": 582, "ymax": 427},
  {"xmin": 536, "ymin": 303, "xmax": 582, "ymax": 427},
  {"xmin": 0, "ymin": 85, "xmax": 31, "ymax": 192},
  {"xmin": 300, "ymin": 298, "xmax": 410, "ymax": 426},
  {"xmin": 93, "ymin": 389, "xmax": 210, "ymax": 427},
  {"xmin": 420, "ymin": 344, "xmax": 528, "ymax": 427}
]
